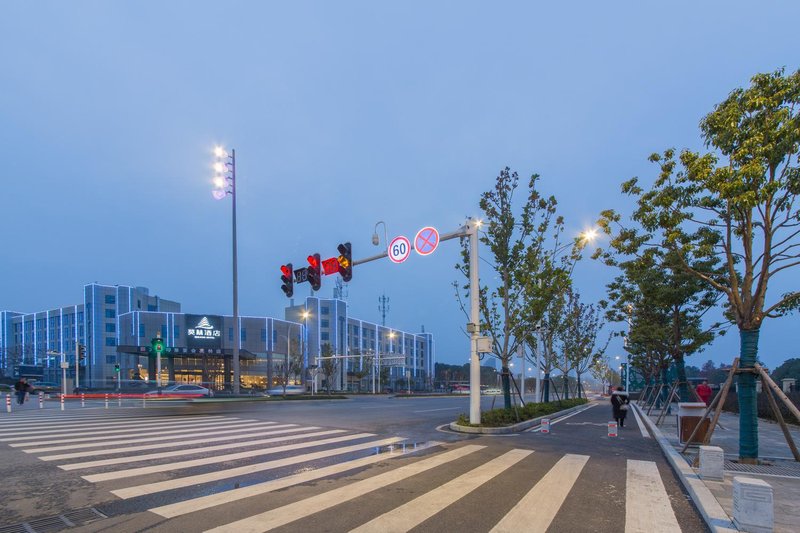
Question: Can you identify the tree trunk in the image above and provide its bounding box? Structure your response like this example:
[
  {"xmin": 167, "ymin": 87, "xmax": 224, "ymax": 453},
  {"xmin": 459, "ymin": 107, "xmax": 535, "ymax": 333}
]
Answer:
[
  {"xmin": 738, "ymin": 328, "xmax": 760, "ymax": 462},
  {"xmin": 502, "ymin": 365, "xmax": 512, "ymax": 409},
  {"xmin": 675, "ymin": 355, "xmax": 689, "ymax": 402},
  {"xmin": 659, "ymin": 366, "xmax": 669, "ymax": 408},
  {"xmin": 543, "ymin": 372, "xmax": 550, "ymax": 402},
  {"xmin": 576, "ymin": 371, "xmax": 582, "ymax": 398},
  {"xmin": 563, "ymin": 373, "xmax": 570, "ymax": 399}
]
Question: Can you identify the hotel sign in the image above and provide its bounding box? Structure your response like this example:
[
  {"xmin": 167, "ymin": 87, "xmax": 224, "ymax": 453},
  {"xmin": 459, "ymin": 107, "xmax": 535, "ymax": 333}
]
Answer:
[{"xmin": 185, "ymin": 314, "xmax": 222, "ymax": 349}]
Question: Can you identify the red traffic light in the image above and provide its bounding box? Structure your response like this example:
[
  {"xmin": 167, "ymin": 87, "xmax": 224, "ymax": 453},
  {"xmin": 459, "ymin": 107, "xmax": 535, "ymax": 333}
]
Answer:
[
  {"xmin": 307, "ymin": 255, "xmax": 319, "ymax": 268},
  {"xmin": 280, "ymin": 265, "xmax": 292, "ymax": 278}
]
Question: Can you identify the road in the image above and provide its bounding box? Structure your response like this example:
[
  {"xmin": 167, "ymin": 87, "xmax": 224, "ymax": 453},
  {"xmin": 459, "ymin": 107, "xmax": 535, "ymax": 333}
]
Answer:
[{"xmin": 0, "ymin": 395, "xmax": 707, "ymax": 532}]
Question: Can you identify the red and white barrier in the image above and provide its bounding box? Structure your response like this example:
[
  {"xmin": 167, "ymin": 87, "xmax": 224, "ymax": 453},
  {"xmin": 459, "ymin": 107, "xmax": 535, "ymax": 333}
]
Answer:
[
  {"xmin": 39, "ymin": 392, "xmax": 44, "ymax": 409},
  {"xmin": 540, "ymin": 418, "xmax": 551, "ymax": 434},
  {"xmin": 105, "ymin": 393, "xmax": 109, "ymax": 409},
  {"xmin": 81, "ymin": 393, "xmax": 85, "ymax": 408},
  {"xmin": 608, "ymin": 421, "xmax": 618, "ymax": 437},
  {"xmin": 5, "ymin": 394, "xmax": 10, "ymax": 413},
  {"xmin": 60, "ymin": 393, "xmax": 65, "ymax": 411}
]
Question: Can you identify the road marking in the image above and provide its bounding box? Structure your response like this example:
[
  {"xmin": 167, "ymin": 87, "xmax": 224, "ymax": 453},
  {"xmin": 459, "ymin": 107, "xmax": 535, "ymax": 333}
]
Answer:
[
  {"xmin": 203, "ymin": 444, "xmax": 485, "ymax": 533},
  {"xmin": 0, "ymin": 413, "xmax": 210, "ymax": 428},
  {"xmin": 12, "ymin": 420, "xmax": 269, "ymax": 450},
  {"xmin": 526, "ymin": 403, "xmax": 596, "ymax": 432},
  {"xmin": 36, "ymin": 424, "xmax": 299, "ymax": 461},
  {"xmin": 112, "ymin": 437, "xmax": 406, "ymax": 499},
  {"xmin": 0, "ymin": 416, "xmax": 231, "ymax": 440},
  {"xmin": 490, "ymin": 453, "xmax": 589, "ymax": 532},
  {"xmin": 84, "ymin": 431, "xmax": 367, "ymax": 482},
  {"xmin": 351, "ymin": 448, "xmax": 532, "ymax": 533},
  {"xmin": 630, "ymin": 404, "xmax": 650, "ymax": 438},
  {"xmin": 58, "ymin": 427, "xmax": 334, "ymax": 470},
  {"xmin": 150, "ymin": 439, "xmax": 435, "ymax": 518},
  {"xmin": 625, "ymin": 460, "xmax": 680, "ymax": 533},
  {"xmin": 412, "ymin": 407, "xmax": 461, "ymax": 413}
]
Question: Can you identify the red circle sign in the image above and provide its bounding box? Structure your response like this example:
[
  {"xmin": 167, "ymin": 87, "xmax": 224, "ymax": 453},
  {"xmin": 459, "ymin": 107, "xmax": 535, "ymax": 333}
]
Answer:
[
  {"xmin": 388, "ymin": 236, "xmax": 411, "ymax": 263},
  {"xmin": 414, "ymin": 226, "xmax": 439, "ymax": 256}
]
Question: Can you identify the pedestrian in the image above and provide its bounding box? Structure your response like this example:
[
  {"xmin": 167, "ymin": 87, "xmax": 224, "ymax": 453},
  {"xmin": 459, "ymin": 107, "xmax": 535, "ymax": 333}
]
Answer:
[
  {"xmin": 611, "ymin": 386, "xmax": 630, "ymax": 428},
  {"xmin": 14, "ymin": 377, "xmax": 29, "ymax": 405},
  {"xmin": 696, "ymin": 379, "xmax": 712, "ymax": 406}
]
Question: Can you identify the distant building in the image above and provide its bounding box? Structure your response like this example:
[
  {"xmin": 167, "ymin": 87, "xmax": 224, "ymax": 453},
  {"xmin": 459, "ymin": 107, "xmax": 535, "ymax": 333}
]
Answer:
[{"xmin": 2, "ymin": 286, "xmax": 434, "ymax": 392}]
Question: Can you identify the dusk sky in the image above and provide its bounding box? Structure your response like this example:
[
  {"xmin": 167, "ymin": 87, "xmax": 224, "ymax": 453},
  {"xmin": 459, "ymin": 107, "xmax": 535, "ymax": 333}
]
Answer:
[{"xmin": 2, "ymin": 1, "xmax": 798, "ymax": 371}]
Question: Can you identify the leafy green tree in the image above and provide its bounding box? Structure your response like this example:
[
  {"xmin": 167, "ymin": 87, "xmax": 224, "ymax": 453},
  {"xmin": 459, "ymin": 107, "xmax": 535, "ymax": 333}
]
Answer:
[
  {"xmin": 561, "ymin": 289, "xmax": 608, "ymax": 399},
  {"xmin": 771, "ymin": 358, "xmax": 800, "ymax": 384},
  {"xmin": 456, "ymin": 168, "xmax": 563, "ymax": 409},
  {"xmin": 320, "ymin": 343, "xmax": 338, "ymax": 394},
  {"xmin": 600, "ymin": 69, "xmax": 800, "ymax": 461}
]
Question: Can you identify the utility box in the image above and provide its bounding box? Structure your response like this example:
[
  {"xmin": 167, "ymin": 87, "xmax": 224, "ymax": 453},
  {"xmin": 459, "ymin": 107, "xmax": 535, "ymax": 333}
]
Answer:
[{"xmin": 678, "ymin": 402, "xmax": 709, "ymax": 445}]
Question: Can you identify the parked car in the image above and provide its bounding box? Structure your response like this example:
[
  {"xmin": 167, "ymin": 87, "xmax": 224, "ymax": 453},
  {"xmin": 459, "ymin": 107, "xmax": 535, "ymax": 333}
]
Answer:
[
  {"xmin": 266, "ymin": 385, "xmax": 305, "ymax": 396},
  {"xmin": 145, "ymin": 384, "xmax": 213, "ymax": 397},
  {"xmin": 28, "ymin": 381, "xmax": 61, "ymax": 393}
]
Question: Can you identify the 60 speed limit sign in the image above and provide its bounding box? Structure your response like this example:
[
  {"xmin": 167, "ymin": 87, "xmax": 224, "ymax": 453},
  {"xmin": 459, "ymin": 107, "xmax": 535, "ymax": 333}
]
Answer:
[{"xmin": 388, "ymin": 236, "xmax": 411, "ymax": 264}]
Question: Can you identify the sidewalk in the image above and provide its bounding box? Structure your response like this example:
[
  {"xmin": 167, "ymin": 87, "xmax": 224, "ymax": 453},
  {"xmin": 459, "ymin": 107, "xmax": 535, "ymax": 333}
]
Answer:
[{"xmin": 639, "ymin": 402, "xmax": 800, "ymax": 532}]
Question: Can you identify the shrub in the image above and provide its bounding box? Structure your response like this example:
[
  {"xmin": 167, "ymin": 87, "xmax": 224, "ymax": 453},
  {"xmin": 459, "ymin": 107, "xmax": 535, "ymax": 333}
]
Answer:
[{"xmin": 456, "ymin": 398, "xmax": 588, "ymax": 427}]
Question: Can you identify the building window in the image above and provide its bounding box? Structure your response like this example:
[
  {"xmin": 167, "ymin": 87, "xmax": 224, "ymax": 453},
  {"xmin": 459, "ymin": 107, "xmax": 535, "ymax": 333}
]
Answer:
[
  {"xmin": 139, "ymin": 324, "xmax": 145, "ymax": 338},
  {"xmin": 105, "ymin": 309, "xmax": 115, "ymax": 319},
  {"xmin": 106, "ymin": 355, "xmax": 116, "ymax": 364},
  {"xmin": 321, "ymin": 332, "xmax": 330, "ymax": 341},
  {"xmin": 229, "ymin": 328, "xmax": 233, "ymax": 341},
  {"xmin": 321, "ymin": 306, "xmax": 329, "ymax": 315},
  {"xmin": 240, "ymin": 329, "xmax": 246, "ymax": 342},
  {"xmin": 261, "ymin": 329, "xmax": 267, "ymax": 342},
  {"xmin": 105, "ymin": 324, "xmax": 115, "ymax": 333},
  {"xmin": 137, "ymin": 299, "xmax": 141, "ymax": 309},
  {"xmin": 160, "ymin": 325, "xmax": 167, "ymax": 338},
  {"xmin": 272, "ymin": 330, "xmax": 278, "ymax": 344},
  {"xmin": 105, "ymin": 295, "xmax": 116, "ymax": 304},
  {"xmin": 321, "ymin": 319, "xmax": 329, "ymax": 328},
  {"xmin": 174, "ymin": 326, "xmax": 180, "ymax": 339},
  {"xmin": 147, "ymin": 305, "xmax": 157, "ymax": 312},
  {"xmin": 105, "ymin": 337, "xmax": 116, "ymax": 346}
]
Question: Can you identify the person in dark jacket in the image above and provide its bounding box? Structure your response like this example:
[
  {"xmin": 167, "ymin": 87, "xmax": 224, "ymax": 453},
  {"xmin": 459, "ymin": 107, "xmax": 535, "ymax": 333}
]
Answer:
[
  {"xmin": 611, "ymin": 386, "xmax": 630, "ymax": 428},
  {"xmin": 13, "ymin": 378, "xmax": 30, "ymax": 405}
]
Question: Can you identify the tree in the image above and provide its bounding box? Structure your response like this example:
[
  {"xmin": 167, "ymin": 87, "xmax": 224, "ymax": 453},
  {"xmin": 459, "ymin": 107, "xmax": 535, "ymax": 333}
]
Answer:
[
  {"xmin": 456, "ymin": 168, "xmax": 564, "ymax": 409},
  {"xmin": 601, "ymin": 69, "xmax": 800, "ymax": 461},
  {"xmin": 771, "ymin": 358, "xmax": 800, "ymax": 384},
  {"xmin": 320, "ymin": 343, "xmax": 339, "ymax": 395},
  {"xmin": 561, "ymin": 289, "xmax": 608, "ymax": 399},
  {"xmin": 598, "ymin": 244, "xmax": 724, "ymax": 401}
]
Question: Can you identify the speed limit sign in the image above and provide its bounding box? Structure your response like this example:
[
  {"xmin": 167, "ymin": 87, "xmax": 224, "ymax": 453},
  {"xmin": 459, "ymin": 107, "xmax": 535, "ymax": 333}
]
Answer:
[{"xmin": 388, "ymin": 236, "xmax": 411, "ymax": 264}]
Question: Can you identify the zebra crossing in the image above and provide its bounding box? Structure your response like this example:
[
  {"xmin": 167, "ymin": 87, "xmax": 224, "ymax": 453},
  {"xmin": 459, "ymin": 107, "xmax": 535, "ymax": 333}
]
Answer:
[{"xmin": 0, "ymin": 411, "xmax": 689, "ymax": 532}]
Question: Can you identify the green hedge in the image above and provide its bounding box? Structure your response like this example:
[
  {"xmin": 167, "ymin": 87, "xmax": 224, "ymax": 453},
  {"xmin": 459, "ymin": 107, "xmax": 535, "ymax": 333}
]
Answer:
[{"xmin": 456, "ymin": 398, "xmax": 588, "ymax": 427}]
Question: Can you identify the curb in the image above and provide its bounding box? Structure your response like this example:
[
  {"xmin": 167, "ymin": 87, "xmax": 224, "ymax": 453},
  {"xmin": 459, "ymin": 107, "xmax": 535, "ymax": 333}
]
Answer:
[
  {"xmin": 448, "ymin": 403, "xmax": 589, "ymax": 434},
  {"xmin": 632, "ymin": 402, "xmax": 737, "ymax": 533}
]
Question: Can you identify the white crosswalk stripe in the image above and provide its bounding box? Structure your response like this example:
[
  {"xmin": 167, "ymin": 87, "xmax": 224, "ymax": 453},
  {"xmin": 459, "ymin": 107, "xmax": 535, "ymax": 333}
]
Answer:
[
  {"xmin": 0, "ymin": 415, "xmax": 229, "ymax": 436},
  {"xmin": 625, "ymin": 459, "xmax": 682, "ymax": 533},
  {"xmin": 1, "ymin": 413, "xmax": 688, "ymax": 532}
]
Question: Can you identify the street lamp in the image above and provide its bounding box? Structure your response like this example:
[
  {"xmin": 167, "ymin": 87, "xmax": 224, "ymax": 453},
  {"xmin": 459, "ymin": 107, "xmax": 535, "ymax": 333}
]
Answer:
[{"xmin": 211, "ymin": 145, "xmax": 241, "ymax": 395}]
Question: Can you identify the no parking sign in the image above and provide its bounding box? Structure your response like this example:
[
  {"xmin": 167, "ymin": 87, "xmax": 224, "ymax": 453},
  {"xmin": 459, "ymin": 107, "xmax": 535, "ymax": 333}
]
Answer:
[{"xmin": 414, "ymin": 227, "xmax": 439, "ymax": 256}]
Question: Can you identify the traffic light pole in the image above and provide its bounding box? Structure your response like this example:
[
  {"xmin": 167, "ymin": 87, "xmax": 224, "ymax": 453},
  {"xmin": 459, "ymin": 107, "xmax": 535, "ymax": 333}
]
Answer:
[
  {"xmin": 75, "ymin": 346, "xmax": 80, "ymax": 391},
  {"xmin": 352, "ymin": 218, "xmax": 483, "ymax": 424}
]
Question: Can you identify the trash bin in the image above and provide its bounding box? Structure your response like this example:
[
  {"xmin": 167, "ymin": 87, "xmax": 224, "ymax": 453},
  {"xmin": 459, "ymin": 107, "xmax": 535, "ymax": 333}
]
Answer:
[{"xmin": 678, "ymin": 402, "xmax": 709, "ymax": 444}]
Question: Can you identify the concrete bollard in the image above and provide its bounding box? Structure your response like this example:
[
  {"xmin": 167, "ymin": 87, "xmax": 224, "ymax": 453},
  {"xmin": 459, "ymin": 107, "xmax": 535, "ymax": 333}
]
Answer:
[
  {"xmin": 608, "ymin": 421, "xmax": 618, "ymax": 437},
  {"xmin": 39, "ymin": 392, "xmax": 44, "ymax": 409},
  {"xmin": 105, "ymin": 393, "xmax": 109, "ymax": 409},
  {"xmin": 540, "ymin": 418, "xmax": 551, "ymax": 434},
  {"xmin": 60, "ymin": 393, "xmax": 65, "ymax": 411},
  {"xmin": 699, "ymin": 446, "xmax": 724, "ymax": 481},
  {"xmin": 733, "ymin": 476, "xmax": 773, "ymax": 533},
  {"xmin": 6, "ymin": 393, "xmax": 10, "ymax": 413}
]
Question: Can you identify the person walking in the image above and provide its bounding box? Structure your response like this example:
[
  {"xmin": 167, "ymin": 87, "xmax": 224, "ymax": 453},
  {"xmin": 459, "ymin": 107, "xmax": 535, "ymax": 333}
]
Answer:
[
  {"xmin": 14, "ymin": 377, "xmax": 29, "ymax": 405},
  {"xmin": 696, "ymin": 380, "xmax": 713, "ymax": 406},
  {"xmin": 611, "ymin": 386, "xmax": 630, "ymax": 428}
]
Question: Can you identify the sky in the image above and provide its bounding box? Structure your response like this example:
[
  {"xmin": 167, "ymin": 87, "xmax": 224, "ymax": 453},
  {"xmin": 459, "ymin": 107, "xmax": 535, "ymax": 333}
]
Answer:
[{"xmin": 1, "ymin": 1, "xmax": 798, "ymax": 371}]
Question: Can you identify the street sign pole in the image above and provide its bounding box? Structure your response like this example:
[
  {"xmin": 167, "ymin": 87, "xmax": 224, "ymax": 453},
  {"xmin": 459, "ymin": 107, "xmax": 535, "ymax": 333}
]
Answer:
[{"xmin": 468, "ymin": 220, "xmax": 481, "ymax": 424}]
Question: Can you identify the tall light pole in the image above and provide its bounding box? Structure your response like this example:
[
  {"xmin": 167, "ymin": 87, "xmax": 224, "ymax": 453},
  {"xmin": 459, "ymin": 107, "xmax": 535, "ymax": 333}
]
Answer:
[
  {"xmin": 212, "ymin": 146, "xmax": 240, "ymax": 395},
  {"xmin": 467, "ymin": 218, "xmax": 482, "ymax": 424}
]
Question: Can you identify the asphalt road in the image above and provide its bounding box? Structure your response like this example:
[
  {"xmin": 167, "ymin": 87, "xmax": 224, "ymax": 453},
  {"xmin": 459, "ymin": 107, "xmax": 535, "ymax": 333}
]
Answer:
[{"xmin": 0, "ymin": 395, "xmax": 708, "ymax": 532}]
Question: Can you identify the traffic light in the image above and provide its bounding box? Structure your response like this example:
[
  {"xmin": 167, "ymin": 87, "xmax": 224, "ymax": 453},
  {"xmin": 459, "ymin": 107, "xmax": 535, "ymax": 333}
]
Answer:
[
  {"xmin": 151, "ymin": 336, "xmax": 164, "ymax": 355},
  {"xmin": 307, "ymin": 253, "xmax": 321, "ymax": 291},
  {"xmin": 280, "ymin": 263, "xmax": 294, "ymax": 298},
  {"xmin": 337, "ymin": 242, "xmax": 352, "ymax": 282},
  {"xmin": 77, "ymin": 344, "xmax": 86, "ymax": 360},
  {"xmin": 114, "ymin": 364, "xmax": 120, "ymax": 373}
]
